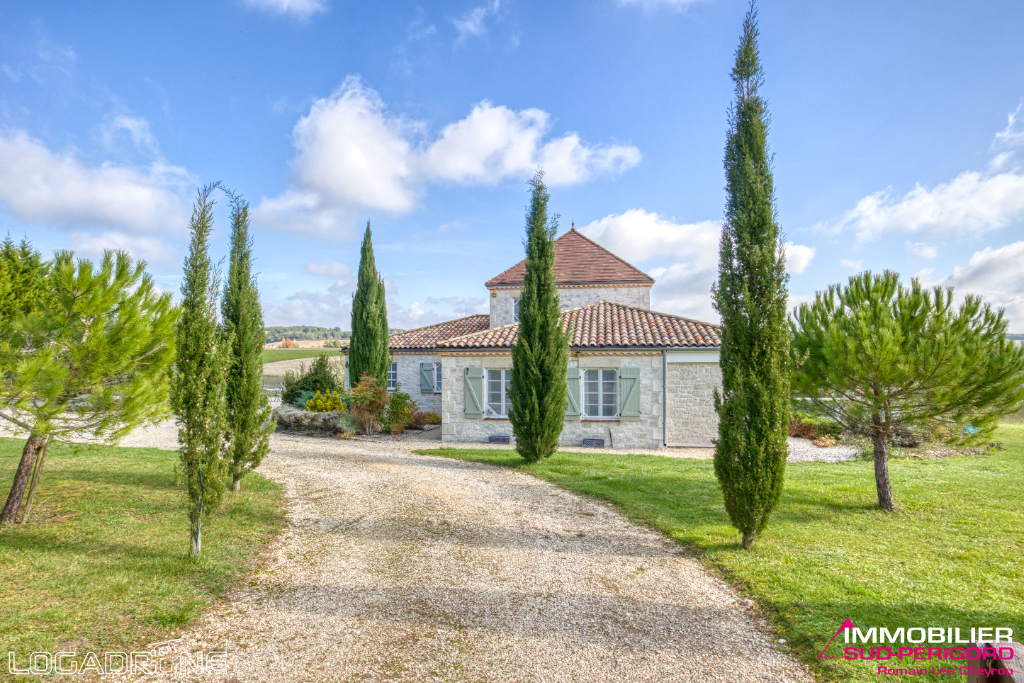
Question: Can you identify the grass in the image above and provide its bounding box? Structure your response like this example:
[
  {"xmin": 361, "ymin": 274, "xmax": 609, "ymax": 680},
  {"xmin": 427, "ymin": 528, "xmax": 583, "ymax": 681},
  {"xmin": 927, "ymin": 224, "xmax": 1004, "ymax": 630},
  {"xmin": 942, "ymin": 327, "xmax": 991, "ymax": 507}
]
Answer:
[
  {"xmin": 262, "ymin": 348, "xmax": 342, "ymax": 363},
  {"xmin": 0, "ymin": 438, "xmax": 285, "ymax": 672},
  {"xmin": 418, "ymin": 424, "xmax": 1024, "ymax": 682}
]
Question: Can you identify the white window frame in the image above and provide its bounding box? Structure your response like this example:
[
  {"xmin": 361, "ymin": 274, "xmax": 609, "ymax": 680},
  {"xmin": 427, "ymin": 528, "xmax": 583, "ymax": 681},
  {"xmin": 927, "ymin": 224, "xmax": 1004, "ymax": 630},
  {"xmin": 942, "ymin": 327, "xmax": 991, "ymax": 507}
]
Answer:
[
  {"xmin": 512, "ymin": 297, "xmax": 520, "ymax": 323},
  {"xmin": 584, "ymin": 368, "xmax": 619, "ymax": 419},
  {"xmin": 486, "ymin": 369, "xmax": 512, "ymax": 418},
  {"xmin": 387, "ymin": 362, "xmax": 398, "ymax": 391},
  {"xmin": 433, "ymin": 362, "xmax": 442, "ymax": 393}
]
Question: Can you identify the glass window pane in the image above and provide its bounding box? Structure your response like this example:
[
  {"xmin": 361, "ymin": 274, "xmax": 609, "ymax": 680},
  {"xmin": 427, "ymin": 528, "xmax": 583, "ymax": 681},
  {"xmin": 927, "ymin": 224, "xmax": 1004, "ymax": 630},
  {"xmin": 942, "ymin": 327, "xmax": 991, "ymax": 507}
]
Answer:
[
  {"xmin": 584, "ymin": 369, "xmax": 599, "ymax": 417},
  {"xmin": 434, "ymin": 363, "xmax": 442, "ymax": 392}
]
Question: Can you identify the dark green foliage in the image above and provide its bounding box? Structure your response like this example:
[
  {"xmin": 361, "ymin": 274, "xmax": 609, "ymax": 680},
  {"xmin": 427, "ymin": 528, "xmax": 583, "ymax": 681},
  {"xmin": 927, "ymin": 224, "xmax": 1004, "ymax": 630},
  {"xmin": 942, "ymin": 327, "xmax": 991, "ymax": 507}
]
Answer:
[
  {"xmin": 788, "ymin": 411, "xmax": 843, "ymax": 440},
  {"xmin": 221, "ymin": 193, "xmax": 274, "ymax": 492},
  {"xmin": 287, "ymin": 390, "xmax": 317, "ymax": 410},
  {"xmin": 265, "ymin": 326, "xmax": 349, "ymax": 342},
  {"xmin": 509, "ymin": 172, "xmax": 569, "ymax": 462},
  {"xmin": 0, "ymin": 237, "xmax": 50, "ymax": 323},
  {"xmin": 281, "ymin": 353, "xmax": 343, "ymax": 406},
  {"xmin": 349, "ymin": 222, "xmax": 391, "ymax": 384},
  {"xmin": 711, "ymin": 3, "xmax": 790, "ymax": 549},
  {"xmin": 790, "ymin": 270, "xmax": 1024, "ymax": 509},
  {"xmin": 171, "ymin": 183, "xmax": 230, "ymax": 557},
  {"xmin": 383, "ymin": 389, "xmax": 417, "ymax": 429}
]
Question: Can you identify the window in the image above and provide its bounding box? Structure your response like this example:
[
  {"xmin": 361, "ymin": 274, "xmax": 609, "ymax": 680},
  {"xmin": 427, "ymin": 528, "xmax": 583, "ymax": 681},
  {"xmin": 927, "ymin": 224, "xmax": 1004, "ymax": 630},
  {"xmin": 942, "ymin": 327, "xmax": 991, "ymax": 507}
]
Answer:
[
  {"xmin": 487, "ymin": 369, "xmax": 512, "ymax": 417},
  {"xmin": 387, "ymin": 362, "xmax": 398, "ymax": 391},
  {"xmin": 512, "ymin": 298, "xmax": 520, "ymax": 323},
  {"xmin": 434, "ymin": 362, "xmax": 442, "ymax": 393},
  {"xmin": 584, "ymin": 369, "xmax": 619, "ymax": 418}
]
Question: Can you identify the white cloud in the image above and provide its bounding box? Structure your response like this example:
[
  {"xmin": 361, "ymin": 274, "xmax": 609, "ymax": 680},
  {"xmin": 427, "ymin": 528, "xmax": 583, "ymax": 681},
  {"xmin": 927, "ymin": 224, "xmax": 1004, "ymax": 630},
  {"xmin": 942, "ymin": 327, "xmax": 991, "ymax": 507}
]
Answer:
[
  {"xmin": 255, "ymin": 78, "xmax": 641, "ymax": 238},
  {"xmin": 579, "ymin": 209, "xmax": 718, "ymax": 265},
  {"xmin": 69, "ymin": 231, "xmax": 179, "ymax": 269},
  {"xmin": 305, "ymin": 260, "xmax": 355, "ymax": 294},
  {"xmin": 906, "ymin": 241, "xmax": 937, "ymax": 260},
  {"xmin": 784, "ymin": 241, "xmax": 815, "ymax": 275},
  {"xmin": 826, "ymin": 170, "xmax": 1024, "ymax": 242},
  {"xmin": 648, "ymin": 263, "xmax": 718, "ymax": 323},
  {"xmin": 929, "ymin": 240, "xmax": 1024, "ymax": 333},
  {"xmin": 425, "ymin": 295, "xmax": 489, "ymax": 315},
  {"xmin": 241, "ymin": 0, "xmax": 326, "ymax": 19},
  {"xmin": 0, "ymin": 129, "xmax": 190, "ymax": 235},
  {"xmin": 265, "ymin": 290, "xmax": 349, "ymax": 327},
  {"xmin": 453, "ymin": 1, "xmax": 500, "ymax": 41},
  {"xmin": 994, "ymin": 103, "xmax": 1024, "ymax": 148},
  {"xmin": 840, "ymin": 259, "xmax": 863, "ymax": 270}
]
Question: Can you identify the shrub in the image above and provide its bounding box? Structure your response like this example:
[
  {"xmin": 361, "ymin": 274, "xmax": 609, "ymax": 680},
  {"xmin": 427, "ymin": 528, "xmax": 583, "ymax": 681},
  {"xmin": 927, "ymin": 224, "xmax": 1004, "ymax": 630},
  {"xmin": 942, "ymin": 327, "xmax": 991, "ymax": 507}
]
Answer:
[
  {"xmin": 389, "ymin": 422, "xmax": 404, "ymax": 435},
  {"xmin": 789, "ymin": 411, "xmax": 843, "ymax": 440},
  {"xmin": 280, "ymin": 337, "xmax": 297, "ymax": 348},
  {"xmin": 813, "ymin": 435, "xmax": 838, "ymax": 448},
  {"xmin": 411, "ymin": 411, "xmax": 426, "ymax": 428},
  {"xmin": 287, "ymin": 390, "xmax": 316, "ymax": 409},
  {"xmin": 383, "ymin": 389, "xmax": 417, "ymax": 430},
  {"xmin": 350, "ymin": 373, "xmax": 389, "ymax": 435},
  {"xmin": 282, "ymin": 353, "xmax": 343, "ymax": 405},
  {"xmin": 421, "ymin": 411, "xmax": 441, "ymax": 425},
  {"xmin": 305, "ymin": 390, "xmax": 347, "ymax": 413}
]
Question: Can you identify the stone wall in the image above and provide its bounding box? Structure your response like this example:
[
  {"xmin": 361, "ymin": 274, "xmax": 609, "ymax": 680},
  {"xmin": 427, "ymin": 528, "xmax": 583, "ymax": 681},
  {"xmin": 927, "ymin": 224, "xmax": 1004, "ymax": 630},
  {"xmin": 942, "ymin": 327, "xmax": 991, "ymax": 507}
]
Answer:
[
  {"xmin": 440, "ymin": 352, "xmax": 665, "ymax": 449},
  {"xmin": 488, "ymin": 285, "xmax": 652, "ymax": 328},
  {"xmin": 394, "ymin": 352, "xmax": 442, "ymax": 414},
  {"xmin": 665, "ymin": 363, "xmax": 721, "ymax": 446}
]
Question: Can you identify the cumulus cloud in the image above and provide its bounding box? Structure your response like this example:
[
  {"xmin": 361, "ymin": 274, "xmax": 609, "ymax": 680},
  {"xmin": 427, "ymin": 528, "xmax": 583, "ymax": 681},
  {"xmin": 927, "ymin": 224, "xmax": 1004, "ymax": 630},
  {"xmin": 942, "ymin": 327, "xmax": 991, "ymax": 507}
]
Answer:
[
  {"xmin": 254, "ymin": 78, "xmax": 641, "ymax": 238},
  {"xmin": 927, "ymin": 240, "xmax": 1024, "ymax": 332},
  {"xmin": 265, "ymin": 291, "xmax": 349, "ymax": 328},
  {"xmin": 425, "ymin": 295, "xmax": 489, "ymax": 315},
  {"xmin": 580, "ymin": 209, "xmax": 720, "ymax": 322},
  {"xmin": 0, "ymin": 129, "xmax": 191, "ymax": 235},
  {"xmin": 906, "ymin": 241, "xmax": 937, "ymax": 260},
  {"xmin": 241, "ymin": 0, "xmax": 326, "ymax": 19},
  {"xmin": 825, "ymin": 170, "xmax": 1024, "ymax": 242},
  {"xmin": 784, "ymin": 241, "xmax": 815, "ymax": 275},
  {"xmin": 305, "ymin": 260, "xmax": 355, "ymax": 294},
  {"xmin": 68, "ymin": 231, "xmax": 180, "ymax": 269}
]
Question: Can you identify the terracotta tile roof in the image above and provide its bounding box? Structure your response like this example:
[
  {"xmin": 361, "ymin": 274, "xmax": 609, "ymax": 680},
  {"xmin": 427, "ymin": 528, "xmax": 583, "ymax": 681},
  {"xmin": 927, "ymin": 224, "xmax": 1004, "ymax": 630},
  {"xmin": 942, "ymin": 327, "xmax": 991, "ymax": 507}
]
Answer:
[
  {"xmin": 385, "ymin": 314, "xmax": 491, "ymax": 350},
  {"xmin": 438, "ymin": 302, "xmax": 720, "ymax": 350},
  {"xmin": 485, "ymin": 229, "xmax": 654, "ymax": 287}
]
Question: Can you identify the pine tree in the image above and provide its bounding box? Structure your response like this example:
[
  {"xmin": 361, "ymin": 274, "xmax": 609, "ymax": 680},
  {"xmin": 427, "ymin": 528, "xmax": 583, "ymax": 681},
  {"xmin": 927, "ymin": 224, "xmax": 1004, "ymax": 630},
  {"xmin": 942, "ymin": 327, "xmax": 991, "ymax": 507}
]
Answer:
[
  {"xmin": 711, "ymin": 2, "xmax": 790, "ymax": 549},
  {"xmin": 509, "ymin": 172, "xmax": 569, "ymax": 462},
  {"xmin": 222, "ymin": 192, "xmax": 274, "ymax": 492},
  {"xmin": 349, "ymin": 221, "xmax": 390, "ymax": 385},
  {"xmin": 172, "ymin": 183, "xmax": 230, "ymax": 557}
]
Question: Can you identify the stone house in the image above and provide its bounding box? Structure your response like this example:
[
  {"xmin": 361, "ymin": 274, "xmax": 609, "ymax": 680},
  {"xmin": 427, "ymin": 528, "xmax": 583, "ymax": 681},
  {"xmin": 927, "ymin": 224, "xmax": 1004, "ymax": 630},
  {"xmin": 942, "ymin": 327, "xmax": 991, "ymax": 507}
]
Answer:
[{"xmin": 347, "ymin": 228, "xmax": 722, "ymax": 449}]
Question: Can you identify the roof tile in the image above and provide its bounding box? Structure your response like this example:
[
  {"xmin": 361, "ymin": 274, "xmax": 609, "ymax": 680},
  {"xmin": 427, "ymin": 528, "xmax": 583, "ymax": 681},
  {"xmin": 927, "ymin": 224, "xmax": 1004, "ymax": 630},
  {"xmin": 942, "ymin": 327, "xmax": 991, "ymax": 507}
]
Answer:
[{"xmin": 387, "ymin": 314, "xmax": 490, "ymax": 350}]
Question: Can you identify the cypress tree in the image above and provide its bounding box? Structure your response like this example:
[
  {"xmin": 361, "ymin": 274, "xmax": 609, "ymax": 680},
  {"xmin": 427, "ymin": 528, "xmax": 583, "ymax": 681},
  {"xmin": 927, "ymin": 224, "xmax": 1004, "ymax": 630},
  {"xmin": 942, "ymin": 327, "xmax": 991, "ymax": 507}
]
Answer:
[
  {"xmin": 222, "ymin": 192, "xmax": 274, "ymax": 492},
  {"xmin": 172, "ymin": 183, "xmax": 230, "ymax": 557},
  {"xmin": 509, "ymin": 172, "xmax": 569, "ymax": 462},
  {"xmin": 349, "ymin": 221, "xmax": 390, "ymax": 385},
  {"xmin": 711, "ymin": 2, "xmax": 790, "ymax": 549}
]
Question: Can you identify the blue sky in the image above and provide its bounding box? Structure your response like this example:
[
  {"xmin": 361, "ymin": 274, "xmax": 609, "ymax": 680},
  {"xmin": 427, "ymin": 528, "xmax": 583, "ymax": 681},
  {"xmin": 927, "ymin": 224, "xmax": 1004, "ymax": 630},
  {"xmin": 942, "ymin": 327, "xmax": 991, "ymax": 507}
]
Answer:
[{"xmin": 2, "ymin": 0, "xmax": 1023, "ymax": 331}]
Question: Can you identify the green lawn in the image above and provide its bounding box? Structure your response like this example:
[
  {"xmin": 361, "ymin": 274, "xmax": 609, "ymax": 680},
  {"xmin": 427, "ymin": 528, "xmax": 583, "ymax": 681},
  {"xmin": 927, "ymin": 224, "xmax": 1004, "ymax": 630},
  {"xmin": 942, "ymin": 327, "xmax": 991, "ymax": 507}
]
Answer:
[
  {"xmin": 419, "ymin": 424, "xmax": 1024, "ymax": 682},
  {"xmin": 0, "ymin": 438, "xmax": 285, "ymax": 670},
  {"xmin": 262, "ymin": 348, "xmax": 342, "ymax": 363}
]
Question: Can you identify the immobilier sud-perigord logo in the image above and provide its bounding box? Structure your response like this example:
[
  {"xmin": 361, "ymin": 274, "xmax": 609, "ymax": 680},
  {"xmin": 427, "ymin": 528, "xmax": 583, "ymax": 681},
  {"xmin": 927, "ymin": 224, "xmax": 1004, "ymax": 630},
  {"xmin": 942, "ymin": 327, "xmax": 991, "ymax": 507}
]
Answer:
[{"xmin": 819, "ymin": 619, "xmax": 1016, "ymax": 677}]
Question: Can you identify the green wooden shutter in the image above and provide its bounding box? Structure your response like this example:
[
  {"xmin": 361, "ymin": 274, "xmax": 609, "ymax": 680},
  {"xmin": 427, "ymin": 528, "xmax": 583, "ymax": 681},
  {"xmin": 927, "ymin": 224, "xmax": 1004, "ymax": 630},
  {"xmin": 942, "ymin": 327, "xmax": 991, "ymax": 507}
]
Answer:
[
  {"xmin": 565, "ymin": 367, "xmax": 580, "ymax": 421},
  {"xmin": 464, "ymin": 367, "xmax": 484, "ymax": 419},
  {"xmin": 420, "ymin": 363, "xmax": 434, "ymax": 393},
  {"xmin": 620, "ymin": 367, "xmax": 640, "ymax": 422}
]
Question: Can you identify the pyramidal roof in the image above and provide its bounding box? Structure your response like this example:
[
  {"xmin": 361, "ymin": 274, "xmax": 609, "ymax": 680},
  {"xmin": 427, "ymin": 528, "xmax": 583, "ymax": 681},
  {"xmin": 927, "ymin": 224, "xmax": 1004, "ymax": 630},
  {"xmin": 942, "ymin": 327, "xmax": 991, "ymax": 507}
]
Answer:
[{"xmin": 485, "ymin": 228, "xmax": 654, "ymax": 288}]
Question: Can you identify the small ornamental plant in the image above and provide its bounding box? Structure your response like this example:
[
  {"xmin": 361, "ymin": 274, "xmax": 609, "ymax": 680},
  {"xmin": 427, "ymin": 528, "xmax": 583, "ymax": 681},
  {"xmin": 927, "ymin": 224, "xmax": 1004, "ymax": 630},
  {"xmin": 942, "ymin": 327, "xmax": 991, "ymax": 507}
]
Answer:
[
  {"xmin": 350, "ymin": 373, "xmax": 390, "ymax": 435},
  {"xmin": 305, "ymin": 390, "xmax": 347, "ymax": 413}
]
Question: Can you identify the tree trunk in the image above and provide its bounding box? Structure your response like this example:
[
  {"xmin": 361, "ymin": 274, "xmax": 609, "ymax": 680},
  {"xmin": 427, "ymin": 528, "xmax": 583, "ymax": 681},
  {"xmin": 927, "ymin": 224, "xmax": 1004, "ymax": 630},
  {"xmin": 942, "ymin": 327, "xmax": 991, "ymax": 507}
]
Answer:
[
  {"xmin": 16, "ymin": 437, "xmax": 51, "ymax": 524},
  {"xmin": 872, "ymin": 434, "xmax": 895, "ymax": 511},
  {"xmin": 1, "ymin": 435, "xmax": 44, "ymax": 525},
  {"xmin": 231, "ymin": 477, "xmax": 241, "ymax": 492},
  {"xmin": 742, "ymin": 531, "xmax": 756, "ymax": 549}
]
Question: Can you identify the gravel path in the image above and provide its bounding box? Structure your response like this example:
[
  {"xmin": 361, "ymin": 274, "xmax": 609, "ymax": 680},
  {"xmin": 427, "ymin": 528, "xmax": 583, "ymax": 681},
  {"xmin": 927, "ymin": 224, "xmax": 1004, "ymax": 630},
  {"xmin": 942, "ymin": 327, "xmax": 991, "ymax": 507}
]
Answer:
[{"xmin": 120, "ymin": 431, "xmax": 810, "ymax": 683}]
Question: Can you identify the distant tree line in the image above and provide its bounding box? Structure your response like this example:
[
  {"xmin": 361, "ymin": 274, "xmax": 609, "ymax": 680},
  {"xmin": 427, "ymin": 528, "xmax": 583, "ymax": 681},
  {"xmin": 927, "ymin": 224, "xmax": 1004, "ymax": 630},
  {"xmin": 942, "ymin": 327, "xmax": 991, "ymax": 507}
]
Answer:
[{"xmin": 265, "ymin": 326, "xmax": 349, "ymax": 342}]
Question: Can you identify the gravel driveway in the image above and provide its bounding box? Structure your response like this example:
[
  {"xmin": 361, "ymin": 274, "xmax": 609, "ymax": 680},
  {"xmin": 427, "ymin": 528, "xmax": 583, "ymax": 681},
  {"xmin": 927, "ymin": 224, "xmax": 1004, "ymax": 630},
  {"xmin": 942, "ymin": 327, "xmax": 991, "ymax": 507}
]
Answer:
[{"xmin": 138, "ymin": 432, "xmax": 810, "ymax": 682}]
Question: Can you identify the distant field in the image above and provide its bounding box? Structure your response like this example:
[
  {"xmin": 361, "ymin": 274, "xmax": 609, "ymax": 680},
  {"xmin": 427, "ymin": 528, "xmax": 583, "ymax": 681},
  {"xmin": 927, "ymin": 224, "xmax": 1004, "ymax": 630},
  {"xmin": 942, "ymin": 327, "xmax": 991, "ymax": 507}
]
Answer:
[{"xmin": 262, "ymin": 348, "xmax": 343, "ymax": 363}]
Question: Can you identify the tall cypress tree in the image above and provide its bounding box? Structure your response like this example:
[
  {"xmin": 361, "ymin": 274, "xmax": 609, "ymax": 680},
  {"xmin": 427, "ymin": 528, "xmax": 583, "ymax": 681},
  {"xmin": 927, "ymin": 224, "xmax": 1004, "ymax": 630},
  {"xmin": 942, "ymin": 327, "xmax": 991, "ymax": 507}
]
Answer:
[
  {"xmin": 172, "ymin": 183, "xmax": 229, "ymax": 557},
  {"xmin": 349, "ymin": 221, "xmax": 390, "ymax": 385},
  {"xmin": 509, "ymin": 172, "xmax": 569, "ymax": 462},
  {"xmin": 711, "ymin": 2, "xmax": 790, "ymax": 549},
  {"xmin": 222, "ymin": 192, "xmax": 274, "ymax": 492}
]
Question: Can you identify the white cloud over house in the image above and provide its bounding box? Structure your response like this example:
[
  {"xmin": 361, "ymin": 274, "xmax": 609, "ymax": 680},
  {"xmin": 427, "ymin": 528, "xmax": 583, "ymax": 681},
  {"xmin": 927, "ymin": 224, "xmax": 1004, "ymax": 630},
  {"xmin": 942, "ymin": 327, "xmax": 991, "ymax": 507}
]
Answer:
[{"xmin": 254, "ymin": 78, "xmax": 642, "ymax": 238}]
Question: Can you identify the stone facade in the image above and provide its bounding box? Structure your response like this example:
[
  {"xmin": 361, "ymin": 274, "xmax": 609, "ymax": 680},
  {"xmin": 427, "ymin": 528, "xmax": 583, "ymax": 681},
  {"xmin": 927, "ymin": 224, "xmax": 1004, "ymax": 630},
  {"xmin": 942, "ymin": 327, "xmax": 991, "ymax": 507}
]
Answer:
[
  {"xmin": 665, "ymin": 362, "xmax": 721, "ymax": 446},
  {"xmin": 488, "ymin": 285, "xmax": 652, "ymax": 328},
  {"xmin": 393, "ymin": 352, "xmax": 443, "ymax": 414},
  {"xmin": 440, "ymin": 352, "xmax": 668, "ymax": 449}
]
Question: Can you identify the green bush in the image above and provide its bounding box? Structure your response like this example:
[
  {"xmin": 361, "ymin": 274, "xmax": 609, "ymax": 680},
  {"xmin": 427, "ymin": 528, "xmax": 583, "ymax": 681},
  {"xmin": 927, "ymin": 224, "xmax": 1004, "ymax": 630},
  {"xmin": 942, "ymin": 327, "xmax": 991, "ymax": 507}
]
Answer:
[
  {"xmin": 287, "ymin": 390, "xmax": 316, "ymax": 409},
  {"xmin": 305, "ymin": 390, "xmax": 347, "ymax": 413},
  {"xmin": 789, "ymin": 410, "xmax": 844, "ymax": 440},
  {"xmin": 421, "ymin": 411, "xmax": 441, "ymax": 425},
  {"xmin": 383, "ymin": 389, "xmax": 417, "ymax": 429},
  {"xmin": 282, "ymin": 353, "xmax": 343, "ymax": 405}
]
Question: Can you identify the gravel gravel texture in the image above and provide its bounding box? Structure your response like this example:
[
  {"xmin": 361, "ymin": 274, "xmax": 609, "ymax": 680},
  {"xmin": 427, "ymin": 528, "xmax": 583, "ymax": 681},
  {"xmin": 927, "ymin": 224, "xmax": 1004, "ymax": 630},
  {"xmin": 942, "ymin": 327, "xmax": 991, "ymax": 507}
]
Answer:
[{"xmin": 97, "ymin": 429, "xmax": 809, "ymax": 682}]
